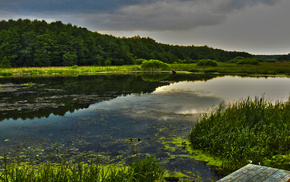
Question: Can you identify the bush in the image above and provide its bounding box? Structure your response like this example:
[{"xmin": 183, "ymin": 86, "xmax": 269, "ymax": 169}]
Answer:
[
  {"xmin": 237, "ymin": 58, "xmax": 260, "ymax": 65},
  {"xmin": 229, "ymin": 57, "xmax": 260, "ymax": 65},
  {"xmin": 228, "ymin": 56, "xmax": 245, "ymax": 63},
  {"xmin": 264, "ymin": 59, "xmax": 277, "ymax": 63},
  {"xmin": 0, "ymin": 72, "xmax": 13, "ymax": 77},
  {"xmin": 196, "ymin": 59, "xmax": 218, "ymax": 67},
  {"xmin": 134, "ymin": 59, "xmax": 147, "ymax": 65},
  {"xmin": 141, "ymin": 60, "xmax": 170, "ymax": 70}
]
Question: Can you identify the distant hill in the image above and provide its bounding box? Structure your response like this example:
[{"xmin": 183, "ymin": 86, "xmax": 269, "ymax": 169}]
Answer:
[{"xmin": 0, "ymin": 19, "xmax": 286, "ymax": 67}]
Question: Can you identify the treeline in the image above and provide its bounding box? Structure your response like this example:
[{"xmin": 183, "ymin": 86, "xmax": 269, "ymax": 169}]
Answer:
[{"xmin": 0, "ymin": 19, "xmax": 283, "ymax": 68}]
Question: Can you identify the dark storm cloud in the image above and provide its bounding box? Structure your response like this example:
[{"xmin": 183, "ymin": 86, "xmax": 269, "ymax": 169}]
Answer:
[
  {"xmin": 214, "ymin": 0, "xmax": 280, "ymax": 12},
  {"xmin": 0, "ymin": 0, "xmax": 157, "ymax": 13},
  {"xmin": 0, "ymin": 0, "xmax": 282, "ymax": 31}
]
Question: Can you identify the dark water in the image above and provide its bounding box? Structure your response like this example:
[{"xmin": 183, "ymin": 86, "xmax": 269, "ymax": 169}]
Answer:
[{"xmin": 0, "ymin": 74, "xmax": 289, "ymax": 181}]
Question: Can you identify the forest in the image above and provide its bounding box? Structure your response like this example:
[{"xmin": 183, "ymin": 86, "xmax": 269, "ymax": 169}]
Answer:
[{"xmin": 0, "ymin": 19, "xmax": 288, "ymax": 68}]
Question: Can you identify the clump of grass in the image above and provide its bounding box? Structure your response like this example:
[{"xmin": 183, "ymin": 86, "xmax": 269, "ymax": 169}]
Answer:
[
  {"xmin": 21, "ymin": 82, "xmax": 34, "ymax": 87},
  {"xmin": 0, "ymin": 152, "xmax": 165, "ymax": 182},
  {"xmin": 129, "ymin": 155, "xmax": 165, "ymax": 182},
  {"xmin": 190, "ymin": 97, "xmax": 290, "ymax": 174}
]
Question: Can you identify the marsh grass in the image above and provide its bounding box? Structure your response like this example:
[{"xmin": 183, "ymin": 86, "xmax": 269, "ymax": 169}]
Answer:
[
  {"xmin": 0, "ymin": 62, "xmax": 289, "ymax": 77},
  {"xmin": 0, "ymin": 65, "xmax": 142, "ymax": 77},
  {"xmin": 0, "ymin": 152, "xmax": 165, "ymax": 182},
  {"xmin": 189, "ymin": 62, "xmax": 290, "ymax": 75},
  {"xmin": 190, "ymin": 97, "xmax": 290, "ymax": 174}
]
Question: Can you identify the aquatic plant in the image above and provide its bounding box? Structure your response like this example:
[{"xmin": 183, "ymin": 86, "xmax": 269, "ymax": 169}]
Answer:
[
  {"xmin": 190, "ymin": 97, "xmax": 290, "ymax": 173},
  {"xmin": 0, "ymin": 152, "xmax": 165, "ymax": 182}
]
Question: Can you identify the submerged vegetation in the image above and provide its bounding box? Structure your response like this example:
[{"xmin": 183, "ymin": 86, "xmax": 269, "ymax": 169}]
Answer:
[{"xmin": 190, "ymin": 97, "xmax": 290, "ymax": 173}]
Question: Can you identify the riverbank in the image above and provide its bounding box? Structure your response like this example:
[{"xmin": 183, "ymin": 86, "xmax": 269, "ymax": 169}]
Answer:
[{"xmin": 0, "ymin": 62, "xmax": 289, "ymax": 77}]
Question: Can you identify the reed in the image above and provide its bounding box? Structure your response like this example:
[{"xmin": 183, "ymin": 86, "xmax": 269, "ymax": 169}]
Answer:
[
  {"xmin": 190, "ymin": 97, "xmax": 290, "ymax": 173},
  {"xmin": 0, "ymin": 153, "xmax": 165, "ymax": 182}
]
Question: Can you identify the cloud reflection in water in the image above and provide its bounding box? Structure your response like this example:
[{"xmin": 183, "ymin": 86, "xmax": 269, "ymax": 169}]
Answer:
[{"xmin": 91, "ymin": 76, "xmax": 290, "ymax": 115}]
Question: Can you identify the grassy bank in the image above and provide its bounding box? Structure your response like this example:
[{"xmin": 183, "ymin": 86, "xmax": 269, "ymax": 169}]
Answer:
[
  {"xmin": 171, "ymin": 62, "xmax": 290, "ymax": 75},
  {"xmin": 0, "ymin": 65, "xmax": 142, "ymax": 77},
  {"xmin": 0, "ymin": 62, "xmax": 289, "ymax": 77},
  {"xmin": 190, "ymin": 97, "xmax": 290, "ymax": 174},
  {"xmin": 0, "ymin": 154, "xmax": 165, "ymax": 182}
]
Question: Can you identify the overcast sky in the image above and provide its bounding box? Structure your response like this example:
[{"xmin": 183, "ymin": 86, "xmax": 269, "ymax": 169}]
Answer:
[{"xmin": 1, "ymin": 0, "xmax": 290, "ymax": 55}]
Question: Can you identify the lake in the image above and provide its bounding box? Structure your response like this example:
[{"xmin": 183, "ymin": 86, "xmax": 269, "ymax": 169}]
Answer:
[{"xmin": 0, "ymin": 73, "xmax": 289, "ymax": 181}]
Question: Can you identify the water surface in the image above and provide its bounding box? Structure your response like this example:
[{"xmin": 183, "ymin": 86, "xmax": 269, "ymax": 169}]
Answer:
[{"xmin": 0, "ymin": 74, "xmax": 289, "ymax": 181}]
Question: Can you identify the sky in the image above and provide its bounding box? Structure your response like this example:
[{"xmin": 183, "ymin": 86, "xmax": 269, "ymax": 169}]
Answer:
[{"xmin": 1, "ymin": 0, "xmax": 290, "ymax": 55}]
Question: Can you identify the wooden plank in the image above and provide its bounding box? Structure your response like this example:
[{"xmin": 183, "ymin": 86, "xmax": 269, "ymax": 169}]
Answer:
[
  {"xmin": 217, "ymin": 164, "xmax": 257, "ymax": 182},
  {"xmin": 243, "ymin": 166, "xmax": 278, "ymax": 181},
  {"xmin": 280, "ymin": 173, "xmax": 290, "ymax": 181},
  {"xmin": 264, "ymin": 169, "xmax": 290, "ymax": 182},
  {"xmin": 232, "ymin": 165, "xmax": 267, "ymax": 182},
  {"xmin": 218, "ymin": 164, "xmax": 290, "ymax": 182}
]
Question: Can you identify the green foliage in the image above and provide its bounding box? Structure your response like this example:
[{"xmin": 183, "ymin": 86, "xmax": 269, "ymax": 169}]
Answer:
[
  {"xmin": 129, "ymin": 156, "xmax": 165, "ymax": 182},
  {"xmin": 0, "ymin": 56, "xmax": 11, "ymax": 68},
  {"xmin": 197, "ymin": 59, "xmax": 218, "ymax": 67},
  {"xmin": 278, "ymin": 53, "xmax": 290, "ymax": 61},
  {"xmin": 141, "ymin": 60, "xmax": 170, "ymax": 70},
  {"xmin": 0, "ymin": 72, "xmax": 13, "ymax": 77},
  {"xmin": 134, "ymin": 59, "xmax": 147, "ymax": 65},
  {"xmin": 190, "ymin": 97, "xmax": 290, "ymax": 173},
  {"xmin": 263, "ymin": 59, "xmax": 277, "ymax": 63},
  {"xmin": 0, "ymin": 153, "xmax": 165, "ymax": 182},
  {"xmin": 229, "ymin": 57, "xmax": 260, "ymax": 65},
  {"xmin": 0, "ymin": 19, "xmax": 253, "ymax": 68},
  {"xmin": 70, "ymin": 65, "xmax": 79, "ymax": 69}
]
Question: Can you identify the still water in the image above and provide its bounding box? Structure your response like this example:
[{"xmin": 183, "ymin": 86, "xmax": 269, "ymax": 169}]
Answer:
[{"xmin": 0, "ymin": 74, "xmax": 289, "ymax": 181}]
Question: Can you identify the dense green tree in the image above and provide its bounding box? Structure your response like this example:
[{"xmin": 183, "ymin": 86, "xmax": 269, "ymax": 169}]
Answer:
[
  {"xmin": 0, "ymin": 19, "xmax": 257, "ymax": 67},
  {"xmin": 0, "ymin": 56, "xmax": 11, "ymax": 68}
]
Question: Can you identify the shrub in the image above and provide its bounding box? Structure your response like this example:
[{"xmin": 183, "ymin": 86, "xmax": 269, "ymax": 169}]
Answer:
[
  {"xmin": 70, "ymin": 65, "xmax": 79, "ymax": 69},
  {"xmin": 237, "ymin": 58, "xmax": 260, "ymax": 65},
  {"xmin": 141, "ymin": 60, "xmax": 170, "ymax": 70},
  {"xmin": 264, "ymin": 59, "xmax": 277, "ymax": 63},
  {"xmin": 134, "ymin": 59, "xmax": 147, "ymax": 65},
  {"xmin": 228, "ymin": 56, "xmax": 245, "ymax": 63},
  {"xmin": 197, "ymin": 59, "xmax": 218, "ymax": 67},
  {"xmin": 0, "ymin": 72, "xmax": 13, "ymax": 77}
]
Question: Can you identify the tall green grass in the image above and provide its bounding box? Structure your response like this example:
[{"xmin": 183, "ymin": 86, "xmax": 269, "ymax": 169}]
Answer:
[
  {"xmin": 0, "ymin": 153, "xmax": 165, "ymax": 182},
  {"xmin": 190, "ymin": 97, "xmax": 290, "ymax": 173}
]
